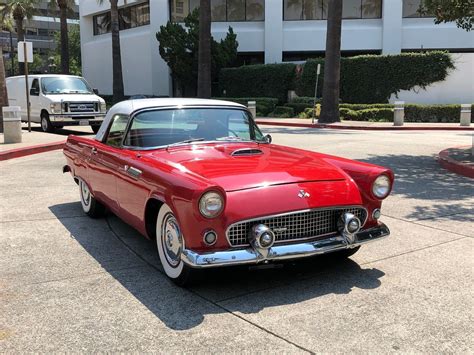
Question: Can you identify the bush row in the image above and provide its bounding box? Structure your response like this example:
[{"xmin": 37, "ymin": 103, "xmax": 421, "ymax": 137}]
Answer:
[
  {"xmin": 214, "ymin": 97, "xmax": 278, "ymax": 116},
  {"xmin": 218, "ymin": 63, "xmax": 296, "ymax": 103},
  {"xmin": 219, "ymin": 52, "xmax": 454, "ymax": 104}
]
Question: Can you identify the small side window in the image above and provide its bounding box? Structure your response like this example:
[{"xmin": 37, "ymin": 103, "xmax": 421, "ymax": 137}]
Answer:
[
  {"xmin": 105, "ymin": 114, "xmax": 129, "ymax": 147},
  {"xmin": 30, "ymin": 79, "xmax": 40, "ymax": 96}
]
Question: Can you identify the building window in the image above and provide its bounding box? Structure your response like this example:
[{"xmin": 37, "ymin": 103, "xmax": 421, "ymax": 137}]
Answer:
[
  {"xmin": 402, "ymin": 0, "xmax": 434, "ymax": 18},
  {"xmin": 93, "ymin": 1, "xmax": 150, "ymax": 36},
  {"xmin": 283, "ymin": 0, "xmax": 381, "ymax": 21},
  {"xmin": 170, "ymin": 0, "xmax": 264, "ymax": 22}
]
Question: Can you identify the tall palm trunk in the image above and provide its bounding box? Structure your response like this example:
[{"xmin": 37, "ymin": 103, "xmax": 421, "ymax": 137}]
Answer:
[
  {"xmin": 0, "ymin": 48, "xmax": 8, "ymax": 133},
  {"xmin": 197, "ymin": 0, "xmax": 211, "ymax": 98},
  {"xmin": 110, "ymin": 0, "xmax": 124, "ymax": 102},
  {"xmin": 14, "ymin": 16, "xmax": 25, "ymax": 75},
  {"xmin": 320, "ymin": 0, "xmax": 343, "ymax": 123},
  {"xmin": 58, "ymin": 0, "xmax": 70, "ymax": 74}
]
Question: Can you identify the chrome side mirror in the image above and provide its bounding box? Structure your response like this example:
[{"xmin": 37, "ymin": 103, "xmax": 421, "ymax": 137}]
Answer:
[{"xmin": 265, "ymin": 134, "xmax": 272, "ymax": 144}]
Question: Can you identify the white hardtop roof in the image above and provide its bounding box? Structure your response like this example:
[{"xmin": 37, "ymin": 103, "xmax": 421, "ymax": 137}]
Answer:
[{"xmin": 95, "ymin": 98, "xmax": 247, "ymax": 141}]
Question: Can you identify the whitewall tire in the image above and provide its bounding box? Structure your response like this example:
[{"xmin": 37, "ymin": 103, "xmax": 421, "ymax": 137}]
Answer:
[
  {"xmin": 79, "ymin": 179, "xmax": 105, "ymax": 218},
  {"xmin": 156, "ymin": 204, "xmax": 195, "ymax": 285}
]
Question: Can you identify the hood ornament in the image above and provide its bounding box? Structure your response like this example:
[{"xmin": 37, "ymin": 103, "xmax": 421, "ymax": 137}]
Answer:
[{"xmin": 298, "ymin": 190, "xmax": 310, "ymax": 198}]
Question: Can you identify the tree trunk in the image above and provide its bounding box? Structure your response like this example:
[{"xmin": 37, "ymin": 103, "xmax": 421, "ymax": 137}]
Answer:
[
  {"xmin": 197, "ymin": 0, "xmax": 212, "ymax": 99},
  {"xmin": 110, "ymin": 0, "xmax": 124, "ymax": 102},
  {"xmin": 0, "ymin": 47, "xmax": 8, "ymax": 133},
  {"xmin": 15, "ymin": 17, "xmax": 25, "ymax": 75},
  {"xmin": 320, "ymin": 0, "xmax": 343, "ymax": 123},
  {"xmin": 58, "ymin": 0, "xmax": 70, "ymax": 74}
]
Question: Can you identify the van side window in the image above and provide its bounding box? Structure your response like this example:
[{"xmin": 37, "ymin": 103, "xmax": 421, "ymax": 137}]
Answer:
[
  {"xmin": 105, "ymin": 114, "xmax": 129, "ymax": 147},
  {"xmin": 31, "ymin": 79, "xmax": 40, "ymax": 95}
]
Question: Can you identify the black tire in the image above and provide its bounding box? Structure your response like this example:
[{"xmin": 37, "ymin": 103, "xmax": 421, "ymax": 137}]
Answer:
[
  {"xmin": 332, "ymin": 246, "xmax": 360, "ymax": 259},
  {"xmin": 40, "ymin": 112, "xmax": 55, "ymax": 133},
  {"xmin": 91, "ymin": 125, "xmax": 100, "ymax": 134},
  {"xmin": 156, "ymin": 204, "xmax": 199, "ymax": 286},
  {"xmin": 79, "ymin": 179, "xmax": 106, "ymax": 218}
]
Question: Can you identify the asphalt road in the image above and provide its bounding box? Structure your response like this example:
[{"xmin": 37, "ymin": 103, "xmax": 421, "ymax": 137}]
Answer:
[{"xmin": 1, "ymin": 127, "xmax": 473, "ymax": 353}]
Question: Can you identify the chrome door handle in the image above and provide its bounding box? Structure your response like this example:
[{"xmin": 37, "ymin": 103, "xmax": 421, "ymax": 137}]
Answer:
[{"xmin": 125, "ymin": 165, "xmax": 142, "ymax": 179}]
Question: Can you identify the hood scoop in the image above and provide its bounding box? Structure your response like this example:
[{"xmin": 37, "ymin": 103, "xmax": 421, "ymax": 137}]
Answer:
[{"xmin": 231, "ymin": 148, "xmax": 264, "ymax": 157}]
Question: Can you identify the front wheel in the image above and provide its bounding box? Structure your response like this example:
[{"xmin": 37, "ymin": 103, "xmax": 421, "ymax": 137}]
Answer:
[
  {"xmin": 79, "ymin": 179, "xmax": 105, "ymax": 218},
  {"xmin": 156, "ymin": 204, "xmax": 196, "ymax": 286},
  {"xmin": 41, "ymin": 112, "xmax": 55, "ymax": 133}
]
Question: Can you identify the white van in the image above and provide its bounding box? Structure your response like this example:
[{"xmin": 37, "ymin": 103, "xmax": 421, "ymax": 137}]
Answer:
[{"xmin": 6, "ymin": 74, "xmax": 107, "ymax": 133}]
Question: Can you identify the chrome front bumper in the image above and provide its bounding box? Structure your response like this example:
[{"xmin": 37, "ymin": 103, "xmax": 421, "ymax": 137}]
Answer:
[{"xmin": 181, "ymin": 223, "xmax": 390, "ymax": 268}]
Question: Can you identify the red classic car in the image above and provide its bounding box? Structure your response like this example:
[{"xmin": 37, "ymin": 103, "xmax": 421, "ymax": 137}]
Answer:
[{"xmin": 63, "ymin": 98, "xmax": 394, "ymax": 285}]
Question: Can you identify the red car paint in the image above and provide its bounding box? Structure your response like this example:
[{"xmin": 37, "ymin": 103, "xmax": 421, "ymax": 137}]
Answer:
[{"xmin": 64, "ymin": 136, "xmax": 393, "ymax": 252}]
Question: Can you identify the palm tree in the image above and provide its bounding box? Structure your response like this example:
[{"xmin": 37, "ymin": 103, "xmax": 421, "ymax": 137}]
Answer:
[
  {"xmin": 48, "ymin": 0, "xmax": 76, "ymax": 74},
  {"xmin": 0, "ymin": 0, "xmax": 39, "ymax": 75},
  {"xmin": 0, "ymin": 47, "xmax": 8, "ymax": 133},
  {"xmin": 97, "ymin": 0, "xmax": 124, "ymax": 102},
  {"xmin": 320, "ymin": 0, "xmax": 342, "ymax": 123},
  {"xmin": 197, "ymin": 0, "xmax": 212, "ymax": 98}
]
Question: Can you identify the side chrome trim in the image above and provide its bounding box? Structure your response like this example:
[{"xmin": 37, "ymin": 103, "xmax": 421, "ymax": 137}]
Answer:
[
  {"xmin": 182, "ymin": 223, "xmax": 390, "ymax": 268},
  {"xmin": 225, "ymin": 205, "xmax": 369, "ymax": 247}
]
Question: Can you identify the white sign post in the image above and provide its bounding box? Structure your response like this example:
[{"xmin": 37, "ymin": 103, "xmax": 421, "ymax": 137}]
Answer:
[{"xmin": 18, "ymin": 41, "xmax": 33, "ymax": 132}]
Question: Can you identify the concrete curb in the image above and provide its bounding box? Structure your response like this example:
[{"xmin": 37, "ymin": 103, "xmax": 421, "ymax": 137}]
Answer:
[
  {"xmin": 438, "ymin": 146, "xmax": 474, "ymax": 179},
  {"xmin": 0, "ymin": 141, "xmax": 65, "ymax": 161},
  {"xmin": 256, "ymin": 120, "xmax": 474, "ymax": 131}
]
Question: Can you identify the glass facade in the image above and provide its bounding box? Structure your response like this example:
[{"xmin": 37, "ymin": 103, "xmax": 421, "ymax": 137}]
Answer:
[
  {"xmin": 402, "ymin": 0, "xmax": 434, "ymax": 18},
  {"xmin": 93, "ymin": 1, "xmax": 150, "ymax": 36},
  {"xmin": 170, "ymin": 0, "xmax": 265, "ymax": 22},
  {"xmin": 283, "ymin": 0, "xmax": 382, "ymax": 20}
]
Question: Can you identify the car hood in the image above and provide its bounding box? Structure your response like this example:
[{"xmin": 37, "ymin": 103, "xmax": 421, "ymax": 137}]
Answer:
[
  {"xmin": 44, "ymin": 94, "xmax": 104, "ymax": 102},
  {"xmin": 146, "ymin": 143, "xmax": 348, "ymax": 192}
]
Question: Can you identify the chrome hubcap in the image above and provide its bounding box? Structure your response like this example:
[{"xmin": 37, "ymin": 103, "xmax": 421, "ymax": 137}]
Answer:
[
  {"xmin": 161, "ymin": 214, "xmax": 182, "ymax": 267},
  {"xmin": 41, "ymin": 118, "xmax": 47, "ymax": 131},
  {"xmin": 81, "ymin": 181, "xmax": 90, "ymax": 206}
]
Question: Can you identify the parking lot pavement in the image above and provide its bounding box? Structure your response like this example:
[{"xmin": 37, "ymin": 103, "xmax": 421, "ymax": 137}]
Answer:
[{"xmin": 1, "ymin": 128, "xmax": 473, "ymax": 352}]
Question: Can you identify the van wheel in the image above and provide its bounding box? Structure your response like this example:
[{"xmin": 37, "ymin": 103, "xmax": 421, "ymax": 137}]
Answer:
[{"xmin": 41, "ymin": 113, "xmax": 55, "ymax": 133}]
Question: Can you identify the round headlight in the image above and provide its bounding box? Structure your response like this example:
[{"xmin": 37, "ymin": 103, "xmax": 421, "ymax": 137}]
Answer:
[
  {"xmin": 372, "ymin": 175, "xmax": 391, "ymax": 199},
  {"xmin": 199, "ymin": 191, "xmax": 224, "ymax": 218}
]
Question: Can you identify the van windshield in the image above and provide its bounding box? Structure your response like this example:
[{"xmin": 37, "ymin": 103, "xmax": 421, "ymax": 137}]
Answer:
[{"xmin": 41, "ymin": 77, "xmax": 93, "ymax": 95}]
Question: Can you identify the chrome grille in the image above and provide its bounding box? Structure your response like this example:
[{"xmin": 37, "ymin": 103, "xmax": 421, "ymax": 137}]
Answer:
[
  {"xmin": 68, "ymin": 102, "xmax": 96, "ymax": 113},
  {"xmin": 227, "ymin": 207, "xmax": 367, "ymax": 247}
]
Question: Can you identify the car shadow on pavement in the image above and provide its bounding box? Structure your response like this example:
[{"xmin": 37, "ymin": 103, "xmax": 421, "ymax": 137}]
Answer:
[
  {"xmin": 49, "ymin": 202, "xmax": 385, "ymax": 331},
  {"xmin": 360, "ymin": 153, "xmax": 474, "ymax": 221},
  {"xmin": 22, "ymin": 126, "xmax": 93, "ymax": 136}
]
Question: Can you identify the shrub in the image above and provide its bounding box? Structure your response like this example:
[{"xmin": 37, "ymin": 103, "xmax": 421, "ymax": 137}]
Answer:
[
  {"xmin": 404, "ymin": 104, "xmax": 462, "ymax": 123},
  {"xmin": 340, "ymin": 103, "xmax": 394, "ymax": 110},
  {"xmin": 290, "ymin": 96, "xmax": 322, "ymax": 104},
  {"xmin": 285, "ymin": 102, "xmax": 313, "ymax": 115},
  {"xmin": 295, "ymin": 52, "xmax": 455, "ymax": 103},
  {"xmin": 270, "ymin": 106, "xmax": 295, "ymax": 118},
  {"xmin": 218, "ymin": 63, "xmax": 297, "ymax": 103},
  {"xmin": 213, "ymin": 97, "xmax": 278, "ymax": 116}
]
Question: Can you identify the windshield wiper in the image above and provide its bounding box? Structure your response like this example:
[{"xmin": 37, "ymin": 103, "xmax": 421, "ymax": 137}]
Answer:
[{"xmin": 166, "ymin": 138, "xmax": 206, "ymax": 148}]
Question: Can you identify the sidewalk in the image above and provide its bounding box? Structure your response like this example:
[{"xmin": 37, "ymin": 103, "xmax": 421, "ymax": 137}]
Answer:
[
  {"xmin": 256, "ymin": 118, "xmax": 474, "ymax": 131},
  {"xmin": 0, "ymin": 124, "xmax": 94, "ymax": 160}
]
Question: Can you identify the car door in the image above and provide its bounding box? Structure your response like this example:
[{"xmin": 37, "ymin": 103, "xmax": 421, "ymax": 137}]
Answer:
[
  {"xmin": 87, "ymin": 114, "xmax": 129, "ymax": 213},
  {"xmin": 29, "ymin": 78, "xmax": 41, "ymax": 122}
]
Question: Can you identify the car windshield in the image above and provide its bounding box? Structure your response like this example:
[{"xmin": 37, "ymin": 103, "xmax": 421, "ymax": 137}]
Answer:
[
  {"xmin": 41, "ymin": 77, "xmax": 93, "ymax": 94},
  {"xmin": 123, "ymin": 108, "xmax": 266, "ymax": 148}
]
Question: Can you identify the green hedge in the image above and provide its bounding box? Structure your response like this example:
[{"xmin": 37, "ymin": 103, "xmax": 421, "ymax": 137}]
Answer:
[
  {"xmin": 295, "ymin": 52, "xmax": 454, "ymax": 103},
  {"xmin": 213, "ymin": 97, "xmax": 278, "ymax": 116},
  {"xmin": 285, "ymin": 102, "xmax": 313, "ymax": 115},
  {"xmin": 404, "ymin": 104, "xmax": 469, "ymax": 123},
  {"xmin": 219, "ymin": 63, "xmax": 296, "ymax": 103},
  {"xmin": 290, "ymin": 96, "xmax": 322, "ymax": 104},
  {"xmin": 340, "ymin": 108, "xmax": 394, "ymax": 122},
  {"xmin": 340, "ymin": 103, "xmax": 394, "ymax": 110},
  {"xmin": 270, "ymin": 106, "xmax": 295, "ymax": 118}
]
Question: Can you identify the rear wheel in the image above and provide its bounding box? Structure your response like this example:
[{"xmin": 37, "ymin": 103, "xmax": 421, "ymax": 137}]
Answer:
[
  {"xmin": 79, "ymin": 179, "xmax": 105, "ymax": 218},
  {"xmin": 41, "ymin": 112, "xmax": 55, "ymax": 133},
  {"xmin": 156, "ymin": 204, "xmax": 196, "ymax": 286}
]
